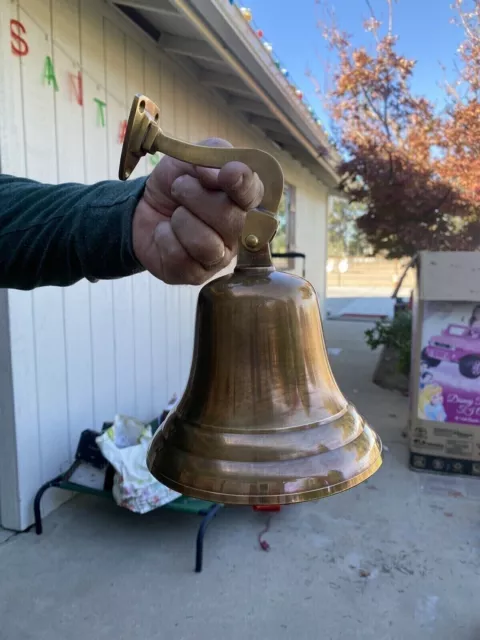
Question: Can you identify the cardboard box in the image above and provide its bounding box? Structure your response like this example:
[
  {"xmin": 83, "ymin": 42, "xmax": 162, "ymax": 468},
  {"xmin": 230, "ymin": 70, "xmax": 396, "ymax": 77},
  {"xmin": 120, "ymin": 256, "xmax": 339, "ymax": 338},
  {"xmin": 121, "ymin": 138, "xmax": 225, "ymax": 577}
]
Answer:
[{"xmin": 409, "ymin": 252, "xmax": 480, "ymax": 477}]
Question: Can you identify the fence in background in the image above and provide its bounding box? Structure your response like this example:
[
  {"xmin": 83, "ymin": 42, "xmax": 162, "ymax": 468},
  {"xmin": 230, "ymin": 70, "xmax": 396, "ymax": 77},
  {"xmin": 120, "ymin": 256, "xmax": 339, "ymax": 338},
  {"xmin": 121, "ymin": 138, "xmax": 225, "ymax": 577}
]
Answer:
[{"xmin": 326, "ymin": 256, "xmax": 416, "ymax": 291}]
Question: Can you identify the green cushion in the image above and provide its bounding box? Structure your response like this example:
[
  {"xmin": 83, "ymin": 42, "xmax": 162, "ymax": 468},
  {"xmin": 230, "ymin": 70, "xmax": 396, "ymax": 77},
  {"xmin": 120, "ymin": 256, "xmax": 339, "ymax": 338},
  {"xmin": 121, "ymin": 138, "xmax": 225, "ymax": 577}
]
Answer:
[{"xmin": 57, "ymin": 474, "xmax": 221, "ymax": 514}]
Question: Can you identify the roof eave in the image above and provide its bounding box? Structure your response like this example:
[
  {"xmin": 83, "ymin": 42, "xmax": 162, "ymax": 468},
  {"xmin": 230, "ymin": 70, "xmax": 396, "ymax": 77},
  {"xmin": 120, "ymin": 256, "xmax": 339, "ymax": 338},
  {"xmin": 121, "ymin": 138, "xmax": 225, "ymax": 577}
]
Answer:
[
  {"xmin": 176, "ymin": 0, "xmax": 340, "ymax": 187},
  {"xmin": 112, "ymin": 0, "xmax": 341, "ymax": 187}
]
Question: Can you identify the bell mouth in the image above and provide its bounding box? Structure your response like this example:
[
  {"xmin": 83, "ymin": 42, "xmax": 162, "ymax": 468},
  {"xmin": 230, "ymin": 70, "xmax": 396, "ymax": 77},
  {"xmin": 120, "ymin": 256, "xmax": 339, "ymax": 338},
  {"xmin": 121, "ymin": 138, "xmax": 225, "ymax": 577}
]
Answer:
[
  {"xmin": 147, "ymin": 409, "xmax": 382, "ymax": 506},
  {"xmin": 148, "ymin": 449, "xmax": 382, "ymax": 506}
]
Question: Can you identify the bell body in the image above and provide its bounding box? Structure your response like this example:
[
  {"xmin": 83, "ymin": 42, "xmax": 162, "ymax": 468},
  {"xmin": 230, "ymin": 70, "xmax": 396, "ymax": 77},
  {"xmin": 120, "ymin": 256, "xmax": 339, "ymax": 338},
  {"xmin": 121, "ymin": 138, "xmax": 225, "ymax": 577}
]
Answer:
[{"xmin": 147, "ymin": 263, "xmax": 382, "ymax": 505}]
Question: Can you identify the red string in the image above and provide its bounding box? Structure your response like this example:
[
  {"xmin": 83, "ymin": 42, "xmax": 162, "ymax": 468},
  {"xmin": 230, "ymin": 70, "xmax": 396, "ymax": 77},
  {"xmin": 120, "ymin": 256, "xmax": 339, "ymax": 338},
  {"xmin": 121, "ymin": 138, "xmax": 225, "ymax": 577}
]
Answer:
[{"xmin": 258, "ymin": 515, "xmax": 272, "ymax": 551}]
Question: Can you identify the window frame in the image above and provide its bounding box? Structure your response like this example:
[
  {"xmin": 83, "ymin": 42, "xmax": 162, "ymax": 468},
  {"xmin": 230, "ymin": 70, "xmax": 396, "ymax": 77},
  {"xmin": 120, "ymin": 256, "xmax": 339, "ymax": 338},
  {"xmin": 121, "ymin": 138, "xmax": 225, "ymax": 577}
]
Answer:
[{"xmin": 270, "ymin": 183, "xmax": 297, "ymax": 271}]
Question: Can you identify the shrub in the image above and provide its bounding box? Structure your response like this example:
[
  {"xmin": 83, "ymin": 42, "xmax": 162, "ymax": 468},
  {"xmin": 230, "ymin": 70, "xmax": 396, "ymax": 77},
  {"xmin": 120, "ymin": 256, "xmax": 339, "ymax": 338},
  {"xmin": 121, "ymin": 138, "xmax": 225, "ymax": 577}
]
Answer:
[{"xmin": 365, "ymin": 310, "xmax": 412, "ymax": 376}]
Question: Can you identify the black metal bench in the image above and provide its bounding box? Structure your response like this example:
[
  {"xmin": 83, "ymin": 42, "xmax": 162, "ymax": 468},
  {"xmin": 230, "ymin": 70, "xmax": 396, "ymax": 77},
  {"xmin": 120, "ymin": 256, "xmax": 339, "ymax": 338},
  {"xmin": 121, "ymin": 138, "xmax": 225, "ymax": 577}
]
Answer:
[{"xmin": 33, "ymin": 418, "xmax": 223, "ymax": 573}]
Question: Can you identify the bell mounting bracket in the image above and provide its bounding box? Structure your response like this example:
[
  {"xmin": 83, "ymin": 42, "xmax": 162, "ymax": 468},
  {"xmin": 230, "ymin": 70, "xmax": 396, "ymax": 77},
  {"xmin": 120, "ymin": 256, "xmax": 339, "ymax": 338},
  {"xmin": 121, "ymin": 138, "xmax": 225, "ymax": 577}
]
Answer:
[{"xmin": 119, "ymin": 94, "xmax": 284, "ymax": 252}]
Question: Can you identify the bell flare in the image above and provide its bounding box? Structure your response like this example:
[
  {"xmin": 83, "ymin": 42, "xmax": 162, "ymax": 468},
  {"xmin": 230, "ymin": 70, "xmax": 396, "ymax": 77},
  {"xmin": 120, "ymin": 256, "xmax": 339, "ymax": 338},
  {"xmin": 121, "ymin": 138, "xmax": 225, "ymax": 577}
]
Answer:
[
  {"xmin": 147, "ymin": 402, "xmax": 382, "ymax": 505},
  {"xmin": 147, "ymin": 268, "xmax": 382, "ymax": 505}
]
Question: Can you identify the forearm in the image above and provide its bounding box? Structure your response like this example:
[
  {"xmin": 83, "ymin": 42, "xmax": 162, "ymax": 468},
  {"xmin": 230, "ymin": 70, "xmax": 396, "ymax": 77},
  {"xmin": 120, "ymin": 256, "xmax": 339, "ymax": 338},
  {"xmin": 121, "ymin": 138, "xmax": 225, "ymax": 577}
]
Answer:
[{"xmin": 0, "ymin": 174, "xmax": 147, "ymax": 290}]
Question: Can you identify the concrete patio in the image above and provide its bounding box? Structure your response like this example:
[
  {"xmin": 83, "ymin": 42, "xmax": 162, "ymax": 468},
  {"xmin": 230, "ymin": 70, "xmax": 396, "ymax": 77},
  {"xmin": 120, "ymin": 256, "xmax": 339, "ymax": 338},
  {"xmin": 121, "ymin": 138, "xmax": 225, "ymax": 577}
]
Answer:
[{"xmin": 1, "ymin": 320, "xmax": 479, "ymax": 640}]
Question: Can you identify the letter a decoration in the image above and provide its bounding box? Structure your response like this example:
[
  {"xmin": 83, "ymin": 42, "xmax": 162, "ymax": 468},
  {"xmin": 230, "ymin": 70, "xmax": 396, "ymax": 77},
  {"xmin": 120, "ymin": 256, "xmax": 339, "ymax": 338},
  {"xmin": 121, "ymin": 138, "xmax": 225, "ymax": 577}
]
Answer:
[{"xmin": 43, "ymin": 56, "xmax": 59, "ymax": 91}]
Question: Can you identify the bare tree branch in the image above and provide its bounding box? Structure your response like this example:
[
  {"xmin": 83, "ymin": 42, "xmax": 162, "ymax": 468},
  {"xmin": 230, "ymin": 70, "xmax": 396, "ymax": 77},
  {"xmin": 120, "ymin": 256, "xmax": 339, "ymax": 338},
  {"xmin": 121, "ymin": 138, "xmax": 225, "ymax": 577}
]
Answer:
[
  {"xmin": 455, "ymin": 0, "xmax": 480, "ymax": 44},
  {"xmin": 387, "ymin": 0, "xmax": 393, "ymax": 36}
]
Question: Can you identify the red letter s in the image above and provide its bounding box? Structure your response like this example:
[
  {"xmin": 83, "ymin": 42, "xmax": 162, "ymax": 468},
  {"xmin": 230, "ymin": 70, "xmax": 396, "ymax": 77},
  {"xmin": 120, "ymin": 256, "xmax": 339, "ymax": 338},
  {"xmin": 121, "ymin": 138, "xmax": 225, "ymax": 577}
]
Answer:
[{"xmin": 10, "ymin": 19, "xmax": 29, "ymax": 57}]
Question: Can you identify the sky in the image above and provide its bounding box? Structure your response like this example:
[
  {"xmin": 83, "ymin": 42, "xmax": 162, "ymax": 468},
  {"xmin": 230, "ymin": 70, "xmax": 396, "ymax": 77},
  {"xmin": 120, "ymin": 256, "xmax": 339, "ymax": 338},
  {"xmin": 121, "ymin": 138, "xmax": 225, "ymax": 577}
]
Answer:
[{"xmin": 244, "ymin": 0, "xmax": 465, "ymax": 130}]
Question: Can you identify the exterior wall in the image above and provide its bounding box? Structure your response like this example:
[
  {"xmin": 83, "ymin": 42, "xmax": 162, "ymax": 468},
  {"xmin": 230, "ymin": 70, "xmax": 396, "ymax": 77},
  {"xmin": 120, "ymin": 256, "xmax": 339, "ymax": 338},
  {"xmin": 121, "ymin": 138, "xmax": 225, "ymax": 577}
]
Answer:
[{"xmin": 0, "ymin": 0, "xmax": 328, "ymax": 529}]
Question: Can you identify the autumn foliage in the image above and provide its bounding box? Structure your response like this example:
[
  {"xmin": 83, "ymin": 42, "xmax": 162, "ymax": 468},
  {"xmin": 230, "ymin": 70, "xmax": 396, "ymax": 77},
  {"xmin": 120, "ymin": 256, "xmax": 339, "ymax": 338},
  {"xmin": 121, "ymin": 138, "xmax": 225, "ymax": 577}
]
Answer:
[
  {"xmin": 316, "ymin": 0, "xmax": 480, "ymax": 258},
  {"xmin": 441, "ymin": 1, "xmax": 480, "ymax": 205}
]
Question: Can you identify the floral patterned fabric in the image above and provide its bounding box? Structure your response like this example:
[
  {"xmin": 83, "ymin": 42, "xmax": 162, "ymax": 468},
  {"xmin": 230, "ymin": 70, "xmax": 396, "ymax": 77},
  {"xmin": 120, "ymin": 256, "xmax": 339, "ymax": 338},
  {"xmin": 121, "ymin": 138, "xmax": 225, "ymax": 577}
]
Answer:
[{"xmin": 96, "ymin": 414, "xmax": 181, "ymax": 513}]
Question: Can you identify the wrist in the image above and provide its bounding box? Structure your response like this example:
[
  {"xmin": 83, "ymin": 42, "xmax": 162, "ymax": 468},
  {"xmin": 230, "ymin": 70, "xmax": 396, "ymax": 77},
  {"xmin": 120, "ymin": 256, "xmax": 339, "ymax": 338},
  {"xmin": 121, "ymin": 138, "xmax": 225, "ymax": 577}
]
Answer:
[{"xmin": 84, "ymin": 176, "xmax": 148, "ymax": 281}]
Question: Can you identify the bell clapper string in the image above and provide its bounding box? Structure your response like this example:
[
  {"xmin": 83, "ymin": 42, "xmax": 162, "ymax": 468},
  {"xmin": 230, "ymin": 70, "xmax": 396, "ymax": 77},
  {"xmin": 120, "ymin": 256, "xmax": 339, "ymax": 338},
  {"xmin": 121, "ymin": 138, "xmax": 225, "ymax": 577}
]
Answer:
[
  {"xmin": 255, "ymin": 505, "xmax": 281, "ymax": 551},
  {"xmin": 258, "ymin": 514, "xmax": 272, "ymax": 552}
]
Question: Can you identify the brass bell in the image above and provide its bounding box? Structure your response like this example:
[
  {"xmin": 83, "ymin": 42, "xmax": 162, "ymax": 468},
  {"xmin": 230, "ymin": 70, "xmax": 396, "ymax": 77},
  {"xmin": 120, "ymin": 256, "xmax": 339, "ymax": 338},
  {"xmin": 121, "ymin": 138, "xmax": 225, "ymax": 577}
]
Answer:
[{"xmin": 120, "ymin": 95, "xmax": 382, "ymax": 506}]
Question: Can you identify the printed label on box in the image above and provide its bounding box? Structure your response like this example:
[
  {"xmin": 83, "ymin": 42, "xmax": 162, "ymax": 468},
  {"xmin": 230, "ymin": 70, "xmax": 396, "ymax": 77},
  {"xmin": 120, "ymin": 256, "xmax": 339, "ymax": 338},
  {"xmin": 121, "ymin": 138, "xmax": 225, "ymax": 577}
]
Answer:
[{"xmin": 418, "ymin": 301, "xmax": 480, "ymax": 426}]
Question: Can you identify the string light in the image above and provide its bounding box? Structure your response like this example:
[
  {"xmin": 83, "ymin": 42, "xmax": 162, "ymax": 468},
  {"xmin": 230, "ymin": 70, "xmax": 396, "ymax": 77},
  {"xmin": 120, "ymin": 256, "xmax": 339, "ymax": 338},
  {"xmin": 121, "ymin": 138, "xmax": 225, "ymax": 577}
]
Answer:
[{"xmin": 239, "ymin": 7, "xmax": 252, "ymax": 22}]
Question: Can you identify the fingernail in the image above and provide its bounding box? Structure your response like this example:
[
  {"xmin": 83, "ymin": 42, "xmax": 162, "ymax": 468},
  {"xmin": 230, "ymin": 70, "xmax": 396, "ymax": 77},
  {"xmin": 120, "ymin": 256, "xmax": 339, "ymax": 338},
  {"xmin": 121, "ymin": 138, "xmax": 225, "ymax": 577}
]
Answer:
[{"xmin": 203, "ymin": 248, "xmax": 226, "ymax": 269}]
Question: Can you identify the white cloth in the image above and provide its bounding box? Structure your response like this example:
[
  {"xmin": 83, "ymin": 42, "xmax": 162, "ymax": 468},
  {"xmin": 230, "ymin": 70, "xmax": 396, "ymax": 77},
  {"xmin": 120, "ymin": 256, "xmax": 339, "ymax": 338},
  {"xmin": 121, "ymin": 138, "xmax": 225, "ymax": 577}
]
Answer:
[{"xmin": 96, "ymin": 414, "xmax": 180, "ymax": 513}]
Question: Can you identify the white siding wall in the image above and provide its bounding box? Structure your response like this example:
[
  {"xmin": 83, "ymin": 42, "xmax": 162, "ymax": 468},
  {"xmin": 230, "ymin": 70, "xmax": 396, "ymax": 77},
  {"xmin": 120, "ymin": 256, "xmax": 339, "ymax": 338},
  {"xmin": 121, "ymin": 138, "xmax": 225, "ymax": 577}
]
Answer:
[{"xmin": 0, "ymin": 0, "xmax": 328, "ymax": 530}]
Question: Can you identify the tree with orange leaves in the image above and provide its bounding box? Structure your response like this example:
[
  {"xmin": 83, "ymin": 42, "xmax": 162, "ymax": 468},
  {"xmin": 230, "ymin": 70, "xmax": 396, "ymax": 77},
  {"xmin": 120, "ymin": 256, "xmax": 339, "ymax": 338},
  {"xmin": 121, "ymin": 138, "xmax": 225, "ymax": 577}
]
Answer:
[
  {"xmin": 439, "ymin": 1, "xmax": 480, "ymax": 205},
  {"xmin": 314, "ymin": 0, "xmax": 480, "ymax": 258}
]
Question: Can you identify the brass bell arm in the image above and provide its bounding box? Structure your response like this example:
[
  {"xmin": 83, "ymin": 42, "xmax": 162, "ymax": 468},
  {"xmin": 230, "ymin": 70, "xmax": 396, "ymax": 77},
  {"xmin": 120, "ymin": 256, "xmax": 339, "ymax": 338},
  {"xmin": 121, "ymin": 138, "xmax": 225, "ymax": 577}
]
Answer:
[{"xmin": 119, "ymin": 94, "xmax": 283, "ymax": 253}]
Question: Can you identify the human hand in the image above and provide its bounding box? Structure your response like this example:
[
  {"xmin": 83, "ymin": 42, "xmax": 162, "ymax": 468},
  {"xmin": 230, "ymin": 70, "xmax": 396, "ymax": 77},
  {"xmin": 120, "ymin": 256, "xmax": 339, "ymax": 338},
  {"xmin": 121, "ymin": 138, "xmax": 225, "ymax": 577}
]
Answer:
[{"xmin": 132, "ymin": 138, "xmax": 264, "ymax": 285}]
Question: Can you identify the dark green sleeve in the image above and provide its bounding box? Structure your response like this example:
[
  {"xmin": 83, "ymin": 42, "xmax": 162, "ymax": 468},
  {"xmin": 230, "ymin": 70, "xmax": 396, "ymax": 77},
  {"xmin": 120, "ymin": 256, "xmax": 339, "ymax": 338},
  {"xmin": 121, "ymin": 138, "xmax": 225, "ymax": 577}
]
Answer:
[{"xmin": 0, "ymin": 174, "xmax": 148, "ymax": 290}]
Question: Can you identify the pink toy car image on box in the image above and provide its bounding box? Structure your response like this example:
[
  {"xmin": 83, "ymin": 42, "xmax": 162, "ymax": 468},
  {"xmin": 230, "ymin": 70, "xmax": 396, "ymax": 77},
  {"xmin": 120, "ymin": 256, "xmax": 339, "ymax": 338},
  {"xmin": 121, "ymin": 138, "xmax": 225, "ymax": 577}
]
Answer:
[{"xmin": 422, "ymin": 323, "xmax": 480, "ymax": 379}]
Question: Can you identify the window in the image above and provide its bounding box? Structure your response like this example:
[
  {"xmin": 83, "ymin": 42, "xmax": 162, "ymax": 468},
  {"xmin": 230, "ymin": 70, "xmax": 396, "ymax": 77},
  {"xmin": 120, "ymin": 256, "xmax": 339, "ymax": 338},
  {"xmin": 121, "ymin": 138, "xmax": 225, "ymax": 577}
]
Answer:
[{"xmin": 270, "ymin": 183, "xmax": 296, "ymax": 270}]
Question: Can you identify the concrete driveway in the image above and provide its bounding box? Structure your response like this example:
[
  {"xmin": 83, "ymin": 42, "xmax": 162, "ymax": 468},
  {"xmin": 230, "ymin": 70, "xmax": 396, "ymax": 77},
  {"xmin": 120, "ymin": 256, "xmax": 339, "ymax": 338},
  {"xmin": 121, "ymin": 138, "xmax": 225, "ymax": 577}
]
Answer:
[{"xmin": 326, "ymin": 285, "xmax": 411, "ymax": 320}]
